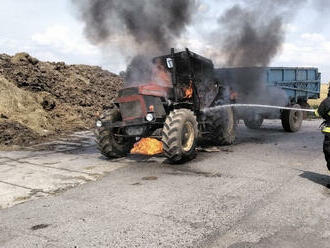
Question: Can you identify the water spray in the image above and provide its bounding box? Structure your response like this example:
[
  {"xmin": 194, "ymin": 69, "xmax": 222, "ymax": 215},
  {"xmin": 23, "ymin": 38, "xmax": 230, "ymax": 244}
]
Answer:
[{"xmin": 202, "ymin": 104, "xmax": 316, "ymax": 113}]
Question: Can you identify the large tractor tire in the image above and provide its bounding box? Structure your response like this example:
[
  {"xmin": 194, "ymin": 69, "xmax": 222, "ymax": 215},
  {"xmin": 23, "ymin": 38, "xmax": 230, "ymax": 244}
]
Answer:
[
  {"xmin": 244, "ymin": 114, "xmax": 264, "ymax": 129},
  {"xmin": 162, "ymin": 109, "xmax": 198, "ymax": 163},
  {"xmin": 281, "ymin": 104, "xmax": 303, "ymax": 132},
  {"xmin": 208, "ymin": 107, "xmax": 236, "ymax": 145},
  {"xmin": 95, "ymin": 109, "xmax": 134, "ymax": 158}
]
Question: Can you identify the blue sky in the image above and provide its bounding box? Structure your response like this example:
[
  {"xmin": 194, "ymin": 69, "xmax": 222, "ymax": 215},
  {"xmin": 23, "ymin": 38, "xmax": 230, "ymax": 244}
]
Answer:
[{"xmin": 1, "ymin": 0, "xmax": 329, "ymax": 82}]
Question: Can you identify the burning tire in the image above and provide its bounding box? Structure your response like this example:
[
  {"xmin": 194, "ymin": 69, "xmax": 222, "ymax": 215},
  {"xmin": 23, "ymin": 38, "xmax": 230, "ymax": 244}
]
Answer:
[
  {"xmin": 95, "ymin": 109, "xmax": 134, "ymax": 158},
  {"xmin": 281, "ymin": 104, "xmax": 303, "ymax": 132},
  {"xmin": 244, "ymin": 114, "xmax": 264, "ymax": 129},
  {"xmin": 162, "ymin": 109, "xmax": 198, "ymax": 163}
]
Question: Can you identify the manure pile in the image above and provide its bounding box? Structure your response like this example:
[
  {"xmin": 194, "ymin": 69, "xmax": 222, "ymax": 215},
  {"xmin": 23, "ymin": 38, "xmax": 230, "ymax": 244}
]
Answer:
[{"xmin": 0, "ymin": 53, "xmax": 123, "ymax": 148}]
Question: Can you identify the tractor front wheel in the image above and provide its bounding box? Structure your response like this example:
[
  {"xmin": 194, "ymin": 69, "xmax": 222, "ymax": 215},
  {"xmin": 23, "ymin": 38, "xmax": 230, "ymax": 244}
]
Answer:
[
  {"xmin": 162, "ymin": 109, "xmax": 198, "ymax": 163},
  {"xmin": 95, "ymin": 109, "xmax": 134, "ymax": 158}
]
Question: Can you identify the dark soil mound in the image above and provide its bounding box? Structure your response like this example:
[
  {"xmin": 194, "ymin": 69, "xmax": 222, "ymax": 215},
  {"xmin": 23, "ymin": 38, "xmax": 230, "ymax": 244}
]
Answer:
[
  {"xmin": 0, "ymin": 52, "xmax": 124, "ymax": 148},
  {"xmin": 0, "ymin": 121, "xmax": 40, "ymax": 147}
]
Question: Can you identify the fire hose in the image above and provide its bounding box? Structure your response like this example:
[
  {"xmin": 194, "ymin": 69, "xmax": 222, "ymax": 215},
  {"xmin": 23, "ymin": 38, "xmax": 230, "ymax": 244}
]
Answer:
[{"xmin": 202, "ymin": 104, "xmax": 316, "ymax": 113}]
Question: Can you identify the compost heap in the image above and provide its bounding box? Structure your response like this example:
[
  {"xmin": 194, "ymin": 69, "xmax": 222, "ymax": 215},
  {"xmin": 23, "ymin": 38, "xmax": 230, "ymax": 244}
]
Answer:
[{"xmin": 0, "ymin": 52, "xmax": 123, "ymax": 148}]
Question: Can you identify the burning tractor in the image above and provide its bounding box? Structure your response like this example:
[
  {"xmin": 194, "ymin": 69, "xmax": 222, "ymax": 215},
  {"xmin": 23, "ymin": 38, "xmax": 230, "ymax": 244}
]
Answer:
[{"xmin": 95, "ymin": 49, "xmax": 235, "ymax": 163}]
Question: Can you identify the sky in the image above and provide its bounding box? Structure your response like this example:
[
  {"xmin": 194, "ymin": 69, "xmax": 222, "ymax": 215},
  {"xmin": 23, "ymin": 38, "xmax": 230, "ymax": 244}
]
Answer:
[{"xmin": 1, "ymin": 0, "xmax": 330, "ymax": 82}]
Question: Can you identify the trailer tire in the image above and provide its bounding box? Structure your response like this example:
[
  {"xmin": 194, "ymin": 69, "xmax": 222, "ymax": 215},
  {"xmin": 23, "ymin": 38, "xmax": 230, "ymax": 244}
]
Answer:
[
  {"xmin": 162, "ymin": 109, "xmax": 198, "ymax": 163},
  {"xmin": 244, "ymin": 115, "xmax": 264, "ymax": 129},
  {"xmin": 95, "ymin": 109, "xmax": 134, "ymax": 158},
  {"xmin": 281, "ymin": 104, "xmax": 303, "ymax": 132}
]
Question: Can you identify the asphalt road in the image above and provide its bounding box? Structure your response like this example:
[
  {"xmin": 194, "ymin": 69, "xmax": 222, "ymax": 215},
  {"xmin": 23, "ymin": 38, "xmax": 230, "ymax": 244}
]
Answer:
[{"xmin": 0, "ymin": 120, "xmax": 330, "ymax": 248}]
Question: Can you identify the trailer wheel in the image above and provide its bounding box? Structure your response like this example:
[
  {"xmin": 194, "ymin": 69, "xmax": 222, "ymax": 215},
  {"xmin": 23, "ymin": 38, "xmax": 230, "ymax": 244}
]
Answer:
[
  {"xmin": 95, "ymin": 109, "xmax": 134, "ymax": 158},
  {"xmin": 281, "ymin": 104, "xmax": 303, "ymax": 132},
  {"xmin": 244, "ymin": 115, "xmax": 264, "ymax": 129},
  {"xmin": 162, "ymin": 109, "xmax": 198, "ymax": 163}
]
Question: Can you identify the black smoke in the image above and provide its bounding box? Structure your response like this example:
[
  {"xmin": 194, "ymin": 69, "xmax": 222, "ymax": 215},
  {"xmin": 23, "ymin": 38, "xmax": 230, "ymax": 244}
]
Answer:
[
  {"xmin": 213, "ymin": 0, "xmax": 308, "ymax": 105},
  {"xmin": 72, "ymin": 0, "xmax": 323, "ymax": 105},
  {"xmin": 123, "ymin": 55, "xmax": 152, "ymax": 87},
  {"xmin": 219, "ymin": 5, "xmax": 283, "ymax": 68},
  {"xmin": 71, "ymin": 0, "xmax": 197, "ymax": 55}
]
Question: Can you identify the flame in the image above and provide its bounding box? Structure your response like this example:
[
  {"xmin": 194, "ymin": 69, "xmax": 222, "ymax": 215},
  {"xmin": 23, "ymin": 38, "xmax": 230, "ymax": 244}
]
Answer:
[
  {"xmin": 184, "ymin": 83, "xmax": 193, "ymax": 98},
  {"xmin": 131, "ymin": 138, "xmax": 163, "ymax": 155}
]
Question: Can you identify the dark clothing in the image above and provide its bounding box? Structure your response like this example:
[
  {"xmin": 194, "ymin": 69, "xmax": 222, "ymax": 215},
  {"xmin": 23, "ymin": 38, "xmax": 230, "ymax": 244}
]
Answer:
[
  {"xmin": 318, "ymin": 97, "xmax": 330, "ymax": 125},
  {"xmin": 318, "ymin": 96, "xmax": 330, "ymax": 171},
  {"xmin": 324, "ymin": 133, "xmax": 330, "ymax": 171}
]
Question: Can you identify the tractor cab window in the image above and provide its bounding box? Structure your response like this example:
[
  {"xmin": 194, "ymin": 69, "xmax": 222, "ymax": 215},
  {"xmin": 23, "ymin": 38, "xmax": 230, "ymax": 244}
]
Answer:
[
  {"xmin": 151, "ymin": 58, "xmax": 173, "ymax": 88},
  {"xmin": 174, "ymin": 53, "xmax": 191, "ymax": 87},
  {"xmin": 124, "ymin": 56, "xmax": 172, "ymax": 88},
  {"xmin": 191, "ymin": 57, "xmax": 214, "ymax": 83}
]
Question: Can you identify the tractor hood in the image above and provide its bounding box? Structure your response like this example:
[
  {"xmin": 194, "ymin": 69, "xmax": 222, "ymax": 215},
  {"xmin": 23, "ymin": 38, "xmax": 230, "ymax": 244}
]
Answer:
[
  {"xmin": 118, "ymin": 83, "xmax": 171, "ymax": 98},
  {"xmin": 115, "ymin": 84, "xmax": 168, "ymax": 122}
]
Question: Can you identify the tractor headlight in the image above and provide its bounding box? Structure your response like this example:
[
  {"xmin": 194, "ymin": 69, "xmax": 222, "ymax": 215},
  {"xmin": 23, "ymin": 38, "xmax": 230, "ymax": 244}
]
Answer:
[
  {"xmin": 146, "ymin": 113, "xmax": 154, "ymax": 122},
  {"xmin": 96, "ymin": 120, "xmax": 102, "ymax": 128}
]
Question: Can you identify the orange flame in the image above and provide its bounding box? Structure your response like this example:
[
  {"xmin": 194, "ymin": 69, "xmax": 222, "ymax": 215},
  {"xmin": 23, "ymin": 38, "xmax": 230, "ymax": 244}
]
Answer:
[
  {"xmin": 131, "ymin": 138, "xmax": 163, "ymax": 155},
  {"xmin": 184, "ymin": 83, "xmax": 193, "ymax": 99}
]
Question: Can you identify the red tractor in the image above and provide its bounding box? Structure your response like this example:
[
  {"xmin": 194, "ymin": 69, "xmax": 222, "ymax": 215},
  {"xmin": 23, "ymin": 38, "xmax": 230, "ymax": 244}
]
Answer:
[{"xmin": 95, "ymin": 49, "xmax": 235, "ymax": 163}]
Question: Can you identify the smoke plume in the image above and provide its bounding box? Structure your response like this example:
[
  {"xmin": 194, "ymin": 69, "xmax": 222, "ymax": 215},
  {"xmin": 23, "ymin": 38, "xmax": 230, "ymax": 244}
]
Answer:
[
  {"xmin": 72, "ymin": 0, "xmax": 323, "ymax": 104},
  {"xmin": 71, "ymin": 0, "xmax": 197, "ymax": 55},
  {"xmin": 219, "ymin": 6, "xmax": 283, "ymax": 68},
  {"xmin": 213, "ymin": 0, "xmax": 308, "ymax": 105}
]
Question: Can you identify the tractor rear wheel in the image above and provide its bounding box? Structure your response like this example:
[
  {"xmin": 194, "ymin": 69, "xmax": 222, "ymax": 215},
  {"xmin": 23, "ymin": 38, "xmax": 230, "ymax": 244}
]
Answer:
[
  {"xmin": 244, "ymin": 114, "xmax": 264, "ymax": 129},
  {"xmin": 209, "ymin": 107, "xmax": 236, "ymax": 145},
  {"xmin": 95, "ymin": 109, "xmax": 134, "ymax": 158},
  {"xmin": 281, "ymin": 104, "xmax": 303, "ymax": 132},
  {"xmin": 162, "ymin": 109, "xmax": 198, "ymax": 163}
]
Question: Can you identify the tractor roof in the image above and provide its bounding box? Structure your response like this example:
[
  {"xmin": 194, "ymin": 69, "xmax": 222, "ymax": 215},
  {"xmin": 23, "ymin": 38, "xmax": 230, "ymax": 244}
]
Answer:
[{"xmin": 154, "ymin": 49, "xmax": 214, "ymax": 68}]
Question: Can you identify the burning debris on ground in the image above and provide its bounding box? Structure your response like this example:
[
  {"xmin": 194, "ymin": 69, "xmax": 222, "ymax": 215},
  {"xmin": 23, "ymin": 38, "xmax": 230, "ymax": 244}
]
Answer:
[{"xmin": 131, "ymin": 138, "xmax": 163, "ymax": 156}]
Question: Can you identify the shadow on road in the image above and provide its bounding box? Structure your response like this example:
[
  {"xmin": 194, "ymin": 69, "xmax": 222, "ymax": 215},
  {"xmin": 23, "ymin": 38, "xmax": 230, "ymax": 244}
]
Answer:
[{"xmin": 299, "ymin": 170, "xmax": 330, "ymax": 189}]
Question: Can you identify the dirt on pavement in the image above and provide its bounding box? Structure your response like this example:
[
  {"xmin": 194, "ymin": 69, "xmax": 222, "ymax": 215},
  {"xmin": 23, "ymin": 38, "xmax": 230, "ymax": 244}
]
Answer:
[
  {"xmin": 0, "ymin": 52, "xmax": 123, "ymax": 148},
  {"xmin": 0, "ymin": 121, "xmax": 39, "ymax": 147}
]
